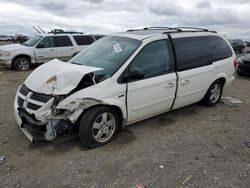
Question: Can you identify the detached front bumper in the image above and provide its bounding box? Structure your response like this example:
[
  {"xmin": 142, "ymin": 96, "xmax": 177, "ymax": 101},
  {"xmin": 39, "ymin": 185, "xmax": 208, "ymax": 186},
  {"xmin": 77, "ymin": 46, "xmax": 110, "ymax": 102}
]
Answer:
[{"xmin": 0, "ymin": 58, "xmax": 12, "ymax": 68}]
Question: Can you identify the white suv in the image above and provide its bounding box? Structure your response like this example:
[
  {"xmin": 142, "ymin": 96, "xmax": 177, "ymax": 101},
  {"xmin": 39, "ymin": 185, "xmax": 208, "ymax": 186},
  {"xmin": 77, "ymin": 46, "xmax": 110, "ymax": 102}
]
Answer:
[
  {"xmin": 0, "ymin": 32, "xmax": 103, "ymax": 70},
  {"xmin": 14, "ymin": 27, "xmax": 236, "ymax": 148}
]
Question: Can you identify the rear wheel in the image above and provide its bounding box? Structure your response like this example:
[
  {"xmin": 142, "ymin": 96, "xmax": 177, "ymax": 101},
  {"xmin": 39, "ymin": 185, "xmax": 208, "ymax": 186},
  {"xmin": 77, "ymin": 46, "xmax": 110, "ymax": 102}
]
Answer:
[
  {"xmin": 202, "ymin": 80, "xmax": 223, "ymax": 107},
  {"xmin": 13, "ymin": 57, "xmax": 31, "ymax": 71},
  {"xmin": 79, "ymin": 106, "xmax": 120, "ymax": 148}
]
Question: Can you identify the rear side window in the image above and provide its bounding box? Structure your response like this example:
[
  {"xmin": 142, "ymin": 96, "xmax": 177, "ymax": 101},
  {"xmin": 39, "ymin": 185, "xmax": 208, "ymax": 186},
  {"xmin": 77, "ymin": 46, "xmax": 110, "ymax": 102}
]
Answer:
[
  {"xmin": 208, "ymin": 36, "xmax": 232, "ymax": 61},
  {"xmin": 73, "ymin": 36, "xmax": 94, "ymax": 45},
  {"xmin": 54, "ymin": 36, "xmax": 73, "ymax": 47},
  {"xmin": 129, "ymin": 40, "xmax": 173, "ymax": 79},
  {"xmin": 174, "ymin": 36, "xmax": 212, "ymax": 71}
]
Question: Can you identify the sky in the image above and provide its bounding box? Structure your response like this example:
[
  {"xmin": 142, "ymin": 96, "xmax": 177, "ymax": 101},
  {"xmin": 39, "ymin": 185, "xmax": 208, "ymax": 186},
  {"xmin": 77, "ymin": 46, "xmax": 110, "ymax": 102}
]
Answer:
[{"xmin": 0, "ymin": 0, "xmax": 249, "ymax": 40}]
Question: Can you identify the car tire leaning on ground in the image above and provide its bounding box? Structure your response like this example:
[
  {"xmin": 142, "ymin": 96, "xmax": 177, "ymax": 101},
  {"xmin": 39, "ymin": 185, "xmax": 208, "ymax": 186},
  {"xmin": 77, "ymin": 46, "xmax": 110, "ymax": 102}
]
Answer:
[
  {"xmin": 13, "ymin": 57, "xmax": 31, "ymax": 71},
  {"xmin": 79, "ymin": 106, "xmax": 120, "ymax": 148},
  {"xmin": 202, "ymin": 80, "xmax": 223, "ymax": 107}
]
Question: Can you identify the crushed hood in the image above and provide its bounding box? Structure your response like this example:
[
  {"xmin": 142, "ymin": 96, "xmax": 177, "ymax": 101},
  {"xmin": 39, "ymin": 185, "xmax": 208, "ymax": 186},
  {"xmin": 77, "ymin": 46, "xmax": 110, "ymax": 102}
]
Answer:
[{"xmin": 24, "ymin": 59, "xmax": 103, "ymax": 95}]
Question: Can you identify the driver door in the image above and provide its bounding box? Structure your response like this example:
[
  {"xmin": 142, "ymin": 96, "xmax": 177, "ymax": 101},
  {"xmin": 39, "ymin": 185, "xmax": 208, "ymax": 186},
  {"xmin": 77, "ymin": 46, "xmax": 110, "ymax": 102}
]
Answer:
[
  {"xmin": 34, "ymin": 36, "xmax": 59, "ymax": 63},
  {"xmin": 126, "ymin": 40, "xmax": 177, "ymax": 123}
]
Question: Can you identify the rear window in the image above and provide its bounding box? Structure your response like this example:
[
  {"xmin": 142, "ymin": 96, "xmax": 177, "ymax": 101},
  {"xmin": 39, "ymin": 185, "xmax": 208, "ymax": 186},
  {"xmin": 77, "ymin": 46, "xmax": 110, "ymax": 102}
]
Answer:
[
  {"xmin": 208, "ymin": 36, "xmax": 232, "ymax": 61},
  {"xmin": 173, "ymin": 36, "xmax": 212, "ymax": 71},
  {"xmin": 73, "ymin": 35, "xmax": 94, "ymax": 45}
]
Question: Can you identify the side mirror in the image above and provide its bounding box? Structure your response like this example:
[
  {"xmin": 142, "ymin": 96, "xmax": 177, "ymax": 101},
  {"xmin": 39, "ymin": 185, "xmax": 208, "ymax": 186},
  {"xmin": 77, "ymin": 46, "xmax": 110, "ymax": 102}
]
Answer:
[
  {"xmin": 123, "ymin": 68, "xmax": 144, "ymax": 82},
  {"xmin": 36, "ymin": 43, "xmax": 45, "ymax": 48}
]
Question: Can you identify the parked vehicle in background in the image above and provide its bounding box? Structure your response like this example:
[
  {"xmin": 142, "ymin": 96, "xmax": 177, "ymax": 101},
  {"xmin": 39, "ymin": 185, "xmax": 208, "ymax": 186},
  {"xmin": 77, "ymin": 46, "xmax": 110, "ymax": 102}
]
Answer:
[
  {"xmin": 0, "ymin": 35, "xmax": 13, "ymax": 41},
  {"xmin": 0, "ymin": 31, "xmax": 103, "ymax": 70},
  {"xmin": 13, "ymin": 34, "xmax": 29, "ymax": 43},
  {"xmin": 13, "ymin": 27, "xmax": 236, "ymax": 148},
  {"xmin": 245, "ymin": 41, "xmax": 250, "ymax": 47},
  {"xmin": 236, "ymin": 52, "xmax": 250, "ymax": 76},
  {"xmin": 229, "ymin": 39, "xmax": 245, "ymax": 53}
]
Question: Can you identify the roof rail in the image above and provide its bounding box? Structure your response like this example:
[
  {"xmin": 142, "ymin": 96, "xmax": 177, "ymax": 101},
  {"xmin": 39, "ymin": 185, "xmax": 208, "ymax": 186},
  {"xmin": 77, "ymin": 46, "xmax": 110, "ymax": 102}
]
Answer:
[
  {"xmin": 127, "ymin": 26, "xmax": 217, "ymax": 34},
  {"xmin": 127, "ymin": 27, "xmax": 181, "ymax": 32},
  {"xmin": 172, "ymin": 27, "xmax": 209, "ymax": 31}
]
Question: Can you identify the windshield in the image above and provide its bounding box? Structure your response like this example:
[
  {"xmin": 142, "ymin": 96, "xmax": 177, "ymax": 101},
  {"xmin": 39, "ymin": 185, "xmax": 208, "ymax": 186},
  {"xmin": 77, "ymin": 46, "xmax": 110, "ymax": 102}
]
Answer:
[
  {"xmin": 69, "ymin": 36, "xmax": 141, "ymax": 78},
  {"xmin": 22, "ymin": 35, "xmax": 42, "ymax": 46}
]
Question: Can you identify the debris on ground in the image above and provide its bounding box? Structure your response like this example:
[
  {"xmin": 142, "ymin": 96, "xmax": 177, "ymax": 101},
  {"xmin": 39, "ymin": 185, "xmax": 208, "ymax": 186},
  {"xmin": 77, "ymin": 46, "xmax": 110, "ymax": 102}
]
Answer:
[
  {"xmin": 182, "ymin": 175, "xmax": 192, "ymax": 185},
  {"xmin": 0, "ymin": 155, "xmax": 5, "ymax": 165},
  {"xmin": 158, "ymin": 165, "xmax": 164, "ymax": 169},
  {"xmin": 244, "ymin": 142, "xmax": 250, "ymax": 148},
  {"xmin": 220, "ymin": 97, "xmax": 242, "ymax": 107}
]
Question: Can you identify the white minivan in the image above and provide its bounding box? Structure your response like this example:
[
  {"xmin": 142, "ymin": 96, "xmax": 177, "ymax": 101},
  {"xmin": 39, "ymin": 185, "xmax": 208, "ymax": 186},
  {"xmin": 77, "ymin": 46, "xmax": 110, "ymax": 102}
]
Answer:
[
  {"xmin": 14, "ymin": 27, "xmax": 236, "ymax": 148},
  {"xmin": 0, "ymin": 32, "xmax": 103, "ymax": 70}
]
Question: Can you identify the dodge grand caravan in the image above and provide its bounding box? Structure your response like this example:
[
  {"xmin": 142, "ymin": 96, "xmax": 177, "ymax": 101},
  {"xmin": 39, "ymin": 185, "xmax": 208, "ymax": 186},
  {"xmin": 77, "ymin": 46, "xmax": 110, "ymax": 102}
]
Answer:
[{"xmin": 14, "ymin": 27, "xmax": 236, "ymax": 148}]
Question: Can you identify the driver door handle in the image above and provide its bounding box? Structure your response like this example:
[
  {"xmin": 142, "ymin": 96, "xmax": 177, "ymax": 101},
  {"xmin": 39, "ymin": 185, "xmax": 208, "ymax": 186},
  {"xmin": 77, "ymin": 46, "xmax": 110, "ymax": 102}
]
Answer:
[{"xmin": 165, "ymin": 82, "xmax": 175, "ymax": 89}]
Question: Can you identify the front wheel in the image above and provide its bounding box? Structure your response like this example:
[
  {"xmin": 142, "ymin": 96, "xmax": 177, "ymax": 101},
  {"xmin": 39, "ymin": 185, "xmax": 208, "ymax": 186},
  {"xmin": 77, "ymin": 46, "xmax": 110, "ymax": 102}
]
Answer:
[
  {"xmin": 79, "ymin": 106, "xmax": 120, "ymax": 148},
  {"xmin": 13, "ymin": 57, "xmax": 31, "ymax": 71},
  {"xmin": 202, "ymin": 80, "xmax": 223, "ymax": 107}
]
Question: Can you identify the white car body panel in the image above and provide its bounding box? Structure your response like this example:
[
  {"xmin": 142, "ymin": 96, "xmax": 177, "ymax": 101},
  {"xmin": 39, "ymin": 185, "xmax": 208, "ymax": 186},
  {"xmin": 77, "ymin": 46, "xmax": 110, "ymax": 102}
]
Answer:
[{"xmin": 127, "ymin": 73, "xmax": 176, "ymax": 123}]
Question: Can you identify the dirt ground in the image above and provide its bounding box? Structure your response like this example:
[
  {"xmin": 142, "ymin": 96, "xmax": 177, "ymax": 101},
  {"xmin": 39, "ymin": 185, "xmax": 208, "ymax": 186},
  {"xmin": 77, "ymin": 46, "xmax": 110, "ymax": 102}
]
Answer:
[{"xmin": 0, "ymin": 47, "xmax": 250, "ymax": 188}]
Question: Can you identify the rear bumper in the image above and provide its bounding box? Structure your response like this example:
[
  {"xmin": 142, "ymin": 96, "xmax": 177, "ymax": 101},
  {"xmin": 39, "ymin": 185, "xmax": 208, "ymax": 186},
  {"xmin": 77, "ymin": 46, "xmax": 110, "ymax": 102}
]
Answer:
[{"xmin": 0, "ymin": 59, "xmax": 12, "ymax": 68}]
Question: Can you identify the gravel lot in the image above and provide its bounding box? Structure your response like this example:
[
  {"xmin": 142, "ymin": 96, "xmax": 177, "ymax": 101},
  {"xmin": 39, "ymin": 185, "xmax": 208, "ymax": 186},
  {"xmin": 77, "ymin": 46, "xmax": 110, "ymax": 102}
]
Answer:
[{"xmin": 0, "ymin": 43, "xmax": 249, "ymax": 188}]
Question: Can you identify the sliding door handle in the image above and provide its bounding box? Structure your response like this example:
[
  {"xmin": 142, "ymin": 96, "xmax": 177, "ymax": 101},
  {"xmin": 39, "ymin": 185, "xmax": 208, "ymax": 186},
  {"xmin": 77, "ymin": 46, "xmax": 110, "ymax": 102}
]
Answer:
[{"xmin": 180, "ymin": 79, "xmax": 190, "ymax": 86}]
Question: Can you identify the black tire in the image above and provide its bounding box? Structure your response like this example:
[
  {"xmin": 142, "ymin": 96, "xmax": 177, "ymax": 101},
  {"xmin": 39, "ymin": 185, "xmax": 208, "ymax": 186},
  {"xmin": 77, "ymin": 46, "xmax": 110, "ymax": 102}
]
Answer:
[
  {"xmin": 202, "ymin": 80, "xmax": 223, "ymax": 107},
  {"xmin": 79, "ymin": 106, "xmax": 120, "ymax": 148},
  {"xmin": 13, "ymin": 57, "xmax": 31, "ymax": 71}
]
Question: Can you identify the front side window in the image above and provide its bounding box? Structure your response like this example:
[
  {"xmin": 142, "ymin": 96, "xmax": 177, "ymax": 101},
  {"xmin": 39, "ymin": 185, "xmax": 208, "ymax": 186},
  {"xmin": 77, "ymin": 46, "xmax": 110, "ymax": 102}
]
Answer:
[
  {"xmin": 54, "ymin": 36, "xmax": 73, "ymax": 47},
  {"xmin": 174, "ymin": 36, "xmax": 212, "ymax": 71},
  {"xmin": 129, "ymin": 40, "xmax": 172, "ymax": 79},
  {"xmin": 69, "ymin": 36, "xmax": 141, "ymax": 78},
  {"xmin": 37, "ymin": 36, "xmax": 54, "ymax": 48}
]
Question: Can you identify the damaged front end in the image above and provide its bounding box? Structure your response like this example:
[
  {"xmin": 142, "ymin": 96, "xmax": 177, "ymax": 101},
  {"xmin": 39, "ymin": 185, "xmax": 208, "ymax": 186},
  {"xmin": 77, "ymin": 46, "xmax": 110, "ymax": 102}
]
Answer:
[
  {"xmin": 14, "ymin": 59, "xmax": 105, "ymax": 142},
  {"xmin": 15, "ymin": 85, "xmax": 76, "ymax": 142}
]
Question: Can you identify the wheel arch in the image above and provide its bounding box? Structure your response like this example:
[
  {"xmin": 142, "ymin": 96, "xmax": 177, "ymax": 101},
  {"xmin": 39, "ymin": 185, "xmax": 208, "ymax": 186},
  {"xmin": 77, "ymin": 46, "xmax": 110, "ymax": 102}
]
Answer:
[
  {"xmin": 12, "ymin": 54, "xmax": 32, "ymax": 67},
  {"xmin": 78, "ymin": 104, "xmax": 125, "ymax": 130}
]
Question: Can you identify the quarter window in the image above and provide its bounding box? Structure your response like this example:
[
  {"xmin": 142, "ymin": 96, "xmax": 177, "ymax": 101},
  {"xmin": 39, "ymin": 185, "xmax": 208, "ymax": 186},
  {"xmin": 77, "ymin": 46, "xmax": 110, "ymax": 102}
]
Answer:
[
  {"xmin": 208, "ymin": 36, "xmax": 232, "ymax": 61},
  {"xmin": 129, "ymin": 40, "xmax": 172, "ymax": 79},
  {"xmin": 73, "ymin": 36, "xmax": 94, "ymax": 45}
]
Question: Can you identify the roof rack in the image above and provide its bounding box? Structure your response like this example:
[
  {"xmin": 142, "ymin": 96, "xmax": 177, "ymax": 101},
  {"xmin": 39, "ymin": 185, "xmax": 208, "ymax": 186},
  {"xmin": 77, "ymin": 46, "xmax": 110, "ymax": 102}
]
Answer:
[
  {"xmin": 127, "ymin": 26, "xmax": 217, "ymax": 34},
  {"xmin": 48, "ymin": 29, "xmax": 84, "ymax": 34},
  {"xmin": 172, "ymin": 27, "xmax": 209, "ymax": 32}
]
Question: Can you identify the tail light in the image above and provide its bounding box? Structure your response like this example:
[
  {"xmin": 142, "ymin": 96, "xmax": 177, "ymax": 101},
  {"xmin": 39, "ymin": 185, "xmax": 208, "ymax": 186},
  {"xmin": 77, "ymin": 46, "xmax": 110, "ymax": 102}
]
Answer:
[{"xmin": 233, "ymin": 59, "xmax": 238, "ymax": 69}]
